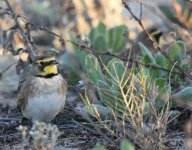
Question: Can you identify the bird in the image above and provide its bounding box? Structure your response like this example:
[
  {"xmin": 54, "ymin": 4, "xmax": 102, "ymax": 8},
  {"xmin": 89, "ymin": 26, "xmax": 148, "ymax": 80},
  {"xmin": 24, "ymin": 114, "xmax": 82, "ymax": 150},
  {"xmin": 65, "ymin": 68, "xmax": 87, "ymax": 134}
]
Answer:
[{"xmin": 17, "ymin": 56, "xmax": 67, "ymax": 123}]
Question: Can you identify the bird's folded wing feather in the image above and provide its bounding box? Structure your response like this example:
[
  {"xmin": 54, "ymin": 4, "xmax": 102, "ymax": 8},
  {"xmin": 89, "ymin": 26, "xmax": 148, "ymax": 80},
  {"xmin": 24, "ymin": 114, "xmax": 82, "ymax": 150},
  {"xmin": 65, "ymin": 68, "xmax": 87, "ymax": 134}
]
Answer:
[{"xmin": 17, "ymin": 77, "xmax": 30, "ymax": 110}]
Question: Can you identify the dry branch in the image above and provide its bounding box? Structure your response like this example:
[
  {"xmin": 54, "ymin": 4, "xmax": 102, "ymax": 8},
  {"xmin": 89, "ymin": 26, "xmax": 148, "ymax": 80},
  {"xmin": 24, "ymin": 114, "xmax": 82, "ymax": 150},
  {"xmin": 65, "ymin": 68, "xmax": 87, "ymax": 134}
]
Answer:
[
  {"xmin": 1, "ymin": 0, "xmax": 190, "ymax": 79},
  {"xmin": 122, "ymin": 0, "xmax": 192, "ymax": 80},
  {"xmin": 3, "ymin": 0, "xmax": 36, "ymax": 60}
]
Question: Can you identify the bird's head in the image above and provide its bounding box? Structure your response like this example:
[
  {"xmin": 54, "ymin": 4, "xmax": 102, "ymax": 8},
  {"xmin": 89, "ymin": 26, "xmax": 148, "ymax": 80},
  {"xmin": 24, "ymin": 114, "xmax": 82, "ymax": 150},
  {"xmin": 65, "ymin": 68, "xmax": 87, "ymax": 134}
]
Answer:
[{"xmin": 32, "ymin": 56, "xmax": 58, "ymax": 77}]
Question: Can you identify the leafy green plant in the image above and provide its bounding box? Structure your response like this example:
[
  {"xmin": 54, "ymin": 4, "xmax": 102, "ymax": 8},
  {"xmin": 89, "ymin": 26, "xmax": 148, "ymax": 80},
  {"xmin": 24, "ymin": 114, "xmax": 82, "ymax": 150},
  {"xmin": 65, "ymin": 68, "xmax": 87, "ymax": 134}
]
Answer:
[
  {"xmin": 85, "ymin": 54, "xmax": 104, "ymax": 84},
  {"xmin": 73, "ymin": 21, "xmax": 128, "ymax": 68},
  {"xmin": 89, "ymin": 22, "xmax": 128, "ymax": 54},
  {"xmin": 171, "ymin": 87, "xmax": 192, "ymax": 108},
  {"xmin": 136, "ymin": 39, "xmax": 192, "ymax": 110},
  {"xmin": 92, "ymin": 139, "xmax": 135, "ymax": 150},
  {"xmin": 85, "ymin": 54, "xmax": 130, "ymax": 112},
  {"xmin": 120, "ymin": 140, "xmax": 135, "ymax": 150},
  {"xmin": 138, "ymin": 40, "xmax": 189, "ymax": 88},
  {"xmin": 85, "ymin": 63, "xmax": 170, "ymax": 149},
  {"xmin": 85, "ymin": 53, "xmax": 168, "ymax": 112},
  {"xmin": 65, "ymin": 22, "xmax": 129, "ymax": 85},
  {"xmin": 67, "ymin": 12, "xmax": 190, "ymax": 150}
]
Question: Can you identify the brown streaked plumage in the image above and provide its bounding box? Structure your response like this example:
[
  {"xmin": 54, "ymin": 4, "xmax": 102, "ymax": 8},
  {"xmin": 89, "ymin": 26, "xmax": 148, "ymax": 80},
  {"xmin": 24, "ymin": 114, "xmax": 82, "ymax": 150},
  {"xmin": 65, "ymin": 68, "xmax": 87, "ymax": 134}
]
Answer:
[{"xmin": 17, "ymin": 56, "xmax": 67, "ymax": 123}]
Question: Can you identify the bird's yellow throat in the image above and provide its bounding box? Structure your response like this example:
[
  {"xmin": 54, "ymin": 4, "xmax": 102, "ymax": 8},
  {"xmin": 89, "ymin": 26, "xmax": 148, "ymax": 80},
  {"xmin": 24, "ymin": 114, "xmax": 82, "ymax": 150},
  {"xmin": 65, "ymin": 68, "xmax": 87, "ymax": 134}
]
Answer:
[{"xmin": 40, "ymin": 64, "xmax": 58, "ymax": 76}]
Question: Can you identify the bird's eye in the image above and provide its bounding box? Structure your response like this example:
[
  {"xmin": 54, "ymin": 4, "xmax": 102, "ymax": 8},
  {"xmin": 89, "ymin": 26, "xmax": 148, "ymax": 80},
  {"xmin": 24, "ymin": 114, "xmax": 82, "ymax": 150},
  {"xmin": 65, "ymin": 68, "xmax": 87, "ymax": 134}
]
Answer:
[{"xmin": 39, "ymin": 62, "xmax": 44, "ymax": 66}]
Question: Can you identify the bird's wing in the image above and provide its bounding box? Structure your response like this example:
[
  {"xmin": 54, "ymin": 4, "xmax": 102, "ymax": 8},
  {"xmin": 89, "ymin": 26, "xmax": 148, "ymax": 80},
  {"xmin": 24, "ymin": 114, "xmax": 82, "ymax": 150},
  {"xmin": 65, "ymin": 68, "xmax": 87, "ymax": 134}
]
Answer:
[
  {"xmin": 17, "ymin": 77, "xmax": 31, "ymax": 111},
  {"xmin": 59, "ymin": 75, "xmax": 68, "ymax": 95}
]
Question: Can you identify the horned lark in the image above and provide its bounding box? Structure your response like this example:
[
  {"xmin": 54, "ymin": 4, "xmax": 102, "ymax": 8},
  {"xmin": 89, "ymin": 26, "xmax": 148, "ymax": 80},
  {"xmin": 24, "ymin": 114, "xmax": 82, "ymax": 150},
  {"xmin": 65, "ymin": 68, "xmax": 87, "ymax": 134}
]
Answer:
[{"xmin": 17, "ymin": 56, "xmax": 67, "ymax": 123}]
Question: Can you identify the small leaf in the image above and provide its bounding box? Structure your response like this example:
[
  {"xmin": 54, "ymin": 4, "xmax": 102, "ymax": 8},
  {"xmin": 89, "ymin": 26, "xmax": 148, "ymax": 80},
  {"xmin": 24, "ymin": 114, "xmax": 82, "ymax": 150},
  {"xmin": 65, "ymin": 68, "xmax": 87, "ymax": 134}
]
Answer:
[
  {"xmin": 92, "ymin": 35, "xmax": 108, "ymax": 52},
  {"xmin": 171, "ymin": 87, "xmax": 192, "ymax": 108},
  {"xmin": 172, "ymin": 87, "xmax": 192, "ymax": 101},
  {"xmin": 167, "ymin": 40, "xmax": 186, "ymax": 61},
  {"xmin": 97, "ymin": 80, "xmax": 125, "ymax": 112},
  {"xmin": 155, "ymin": 52, "xmax": 166, "ymax": 66},
  {"xmin": 89, "ymin": 28, "xmax": 97, "ymax": 43},
  {"xmin": 106, "ymin": 58, "xmax": 127, "ymax": 87},
  {"xmin": 97, "ymin": 80, "xmax": 114, "ymax": 105},
  {"xmin": 85, "ymin": 54, "xmax": 104, "ymax": 84},
  {"xmin": 77, "ymin": 49, "xmax": 88, "ymax": 70},
  {"xmin": 138, "ymin": 42, "xmax": 156, "ymax": 64},
  {"xmin": 108, "ymin": 25, "xmax": 128, "ymax": 54},
  {"xmin": 96, "ymin": 21, "xmax": 107, "ymax": 35},
  {"xmin": 120, "ymin": 139, "xmax": 135, "ymax": 150},
  {"xmin": 89, "ymin": 22, "xmax": 107, "ymax": 46},
  {"xmin": 142, "ymin": 55, "xmax": 154, "ymax": 64}
]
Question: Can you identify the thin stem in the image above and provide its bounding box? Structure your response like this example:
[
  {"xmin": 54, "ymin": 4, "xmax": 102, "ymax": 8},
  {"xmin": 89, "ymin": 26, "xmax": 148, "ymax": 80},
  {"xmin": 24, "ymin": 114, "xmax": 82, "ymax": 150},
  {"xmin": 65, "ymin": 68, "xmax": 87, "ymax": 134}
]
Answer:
[
  {"xmin": 3, "ymin": 0, "xmax": 36, "ymax": 60},
  {"xmin": 122, "ymin": 0, "xmax": 192, "ymax": 79},
  {"xmin": 1, "ymin": 1, "xmax": 188, "ymax": 78}
]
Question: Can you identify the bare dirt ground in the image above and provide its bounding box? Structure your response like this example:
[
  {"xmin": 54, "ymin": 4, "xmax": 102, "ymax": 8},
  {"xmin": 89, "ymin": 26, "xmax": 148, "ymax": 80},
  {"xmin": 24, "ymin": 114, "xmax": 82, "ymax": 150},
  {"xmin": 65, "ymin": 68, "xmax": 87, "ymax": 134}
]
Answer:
[
  {"xmin": 0, "ymin": 104, "xmax": 104, "ymax": 150},
  {"xmin": 0, "ymin": 57, "xmax": 101, "ymax": 149},
  {"xmin": 0, "ymin": 55, "xmax": 109, "ymax": 149}
]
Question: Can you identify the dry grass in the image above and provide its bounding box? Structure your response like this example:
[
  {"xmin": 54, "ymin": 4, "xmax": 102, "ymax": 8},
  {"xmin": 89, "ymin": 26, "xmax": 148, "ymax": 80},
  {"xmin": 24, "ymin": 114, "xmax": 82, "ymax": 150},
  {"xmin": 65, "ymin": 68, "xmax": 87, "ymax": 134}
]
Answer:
[{"xmin": 84, "ymin": 65, "xmax": 171, "ymax": 149}]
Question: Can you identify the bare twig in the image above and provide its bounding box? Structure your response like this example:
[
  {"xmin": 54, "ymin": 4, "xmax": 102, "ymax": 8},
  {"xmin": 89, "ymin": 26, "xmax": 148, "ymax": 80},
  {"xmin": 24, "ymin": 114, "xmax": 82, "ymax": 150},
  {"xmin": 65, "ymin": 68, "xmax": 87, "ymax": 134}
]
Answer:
[
  {"xmin": 122, "ymin": 0, "xmax": 192, "ymax": 79},
  {"xmin": 3, "ymin": 0, "xmax": 36, "ymax": 60},
  {"xmin": 9, "ymin": 13, "xmax": 179, "ymax": 76},
  {"xmin": 139, "ymin": 2, "xmax": 142, "ymax": 21},
  {"xmin": 122, "ymin": 1, "xmax": 167, "ymax": 57},
  {"xmin": 70, "ymin": 40, "xmax": 184, "ymax": 75},
  {"xmin": 0, "ymin": 1, "xmax": 187, "ymax": 78},
  {"xmin": 36, "ymin": 25, "xmax": 184, "ymax": 77}
]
